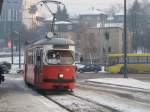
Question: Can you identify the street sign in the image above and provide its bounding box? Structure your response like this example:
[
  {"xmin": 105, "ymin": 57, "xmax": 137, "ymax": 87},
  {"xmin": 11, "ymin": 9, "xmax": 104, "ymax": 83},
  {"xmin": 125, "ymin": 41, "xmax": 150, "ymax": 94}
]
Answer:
[{"xmin": 8, "ymin": 40, "xmax": 12, "ymax": 49}]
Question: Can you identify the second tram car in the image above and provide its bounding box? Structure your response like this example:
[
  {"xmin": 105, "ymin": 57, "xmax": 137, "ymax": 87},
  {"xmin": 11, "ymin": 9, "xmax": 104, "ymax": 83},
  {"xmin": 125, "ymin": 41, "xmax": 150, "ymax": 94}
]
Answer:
[{"xmin": 24, "ymin": 36, "xmax": 76, "ymax": 91}]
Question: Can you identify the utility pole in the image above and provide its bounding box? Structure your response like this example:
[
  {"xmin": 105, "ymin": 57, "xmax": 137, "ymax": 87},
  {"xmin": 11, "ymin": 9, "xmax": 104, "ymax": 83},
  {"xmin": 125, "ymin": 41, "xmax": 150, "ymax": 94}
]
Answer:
[
  {"xmin": 124, "ymin": 0, "xmax": 128, "ymax": 78},
  {"xmin": 11, "ymin": 19, "xmax": 14, "ymax": 64},
  {"xmin": 18, "ymin": 32, "xmax": 21, "ymax": 69}
]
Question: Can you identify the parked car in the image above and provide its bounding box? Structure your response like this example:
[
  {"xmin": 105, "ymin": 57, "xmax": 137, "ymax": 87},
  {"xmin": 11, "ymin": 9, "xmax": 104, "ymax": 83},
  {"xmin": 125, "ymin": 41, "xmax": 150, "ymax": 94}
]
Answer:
[
  {"xmin": 75, "ymin": 63, "xmax": 85, "ymax": 69},
  {"xmin": 2, "ymin": 61, "xmax": 11, "ymax": 70},
  {"xmin": 0, "ymin": 64, "xmax": 9, "ymax": 74},
  {"xmin": 77, "ymin": 64, "xmax": 101, "ymax": 73}
]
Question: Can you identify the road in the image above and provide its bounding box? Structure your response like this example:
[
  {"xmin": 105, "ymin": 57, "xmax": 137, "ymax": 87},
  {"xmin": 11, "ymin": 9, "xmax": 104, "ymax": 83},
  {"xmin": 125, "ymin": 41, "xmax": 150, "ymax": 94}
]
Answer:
[{"xmin": 0, "ymin": 73, "xmax": 150, "ymax": 112}]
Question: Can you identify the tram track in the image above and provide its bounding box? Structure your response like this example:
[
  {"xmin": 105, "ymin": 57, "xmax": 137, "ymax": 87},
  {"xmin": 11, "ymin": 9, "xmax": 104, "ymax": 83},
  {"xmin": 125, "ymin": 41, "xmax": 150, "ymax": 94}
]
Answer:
[
  {"xmin": 78, "ymin": 81, "xmax": 150, "ymax": 94},
  {"xmin": 43, "ymin": 92, "xmax": 119, "ymax": 112},
  {"xmin": 77, "ymin": 82, "xmax": 150, "ymax": 105},
  {"xmin": 45, "ymin": 95, "xmax": 73, "ymax": 112},
  {"xmin": 69, "ymin": 93, "xmax": 119, "ymax": 112}
]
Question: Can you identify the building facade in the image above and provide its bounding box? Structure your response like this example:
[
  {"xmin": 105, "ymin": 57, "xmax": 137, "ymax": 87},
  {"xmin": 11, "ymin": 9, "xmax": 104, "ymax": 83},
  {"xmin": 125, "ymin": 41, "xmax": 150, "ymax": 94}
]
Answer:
[
  {"xmin": 23, "ymin": 0, "xmax": 44, "ymax": 30},
  {"xmin": 79, "ymin": 27, "xmax": 132, "ymax": 64},
  {"xmin": 0, "ymin": 0, "xmax": 22, "ymax": 48},
  {"xmin": 79, "ymin": 12, "xmax": 107, "ymax": 28}
]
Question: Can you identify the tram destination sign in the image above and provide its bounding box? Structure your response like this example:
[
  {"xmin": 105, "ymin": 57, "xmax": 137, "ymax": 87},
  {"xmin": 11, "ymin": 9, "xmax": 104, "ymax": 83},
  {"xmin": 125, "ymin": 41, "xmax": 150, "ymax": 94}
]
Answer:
[{"xmin": 53, "ymin": 45, "xmax": 69, "ymax": 49}]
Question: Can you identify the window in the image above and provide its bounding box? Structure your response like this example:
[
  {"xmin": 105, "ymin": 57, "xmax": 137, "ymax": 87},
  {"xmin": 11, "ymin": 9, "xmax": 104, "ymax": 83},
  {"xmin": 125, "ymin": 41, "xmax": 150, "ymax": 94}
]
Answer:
[
  {"xmin": 27, "ymin": 50, "xmax": 34, "ymax": 64},
  {"xmin": 88, "ymin": 33, "xmax": 95, "ymax": 41},
  {"xmin": 46, "ymin": 50, "xmax": 74, "ymax": 65},
  {"xmin": 68, "ymin": 25, "xmax": 72, "ymax": 30},
  {"xmin": 104, "ymin": 31, "xmax": 109, "ymax": 40},
  {"xmin": 54, "ymin": 26, "xmax": 58, "ymax": 31},
  {"xmin": 103, "ymin": 47, "xmax": 105, "ymax": 53},
  {"xmin": 108, "ymin": 47, "xmax": 111, "ymax": 52}
]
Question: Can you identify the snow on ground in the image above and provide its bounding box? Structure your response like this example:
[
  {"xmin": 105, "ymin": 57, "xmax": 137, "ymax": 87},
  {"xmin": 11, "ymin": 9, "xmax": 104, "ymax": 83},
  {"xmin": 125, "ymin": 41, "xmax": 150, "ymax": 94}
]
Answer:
[
  {"xmin": 87, "ymin": 78, "xmax": 150, "ymax": 90},
  {"xmin": 75, "ymin": 89, "xmax": 150, "ymax": 112},
  {"xmin": 0, "ymin": 56, "xmax": 24, "ymax": 64},
  {"xmin": 10, "ymin": 64, "xmax": 24, "ymax": 74},
  {"xmin": 0, "ymin": 77, "xmax": 68, "ymax": 112}
]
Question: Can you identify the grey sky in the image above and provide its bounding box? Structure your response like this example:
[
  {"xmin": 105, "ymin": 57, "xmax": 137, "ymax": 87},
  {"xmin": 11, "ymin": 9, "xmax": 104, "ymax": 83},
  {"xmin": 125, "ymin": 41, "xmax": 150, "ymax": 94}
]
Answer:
[{"xmin": 60, "ymin": 0, "xmax": 134, "ymax": 16}]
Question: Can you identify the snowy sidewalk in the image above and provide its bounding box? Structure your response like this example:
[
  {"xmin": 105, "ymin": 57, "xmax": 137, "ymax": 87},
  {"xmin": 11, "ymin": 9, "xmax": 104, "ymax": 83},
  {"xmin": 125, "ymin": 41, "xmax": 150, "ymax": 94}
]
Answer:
[{"xmin": 86, "ymin": 78, "xmax": 150, "ymax": 90}]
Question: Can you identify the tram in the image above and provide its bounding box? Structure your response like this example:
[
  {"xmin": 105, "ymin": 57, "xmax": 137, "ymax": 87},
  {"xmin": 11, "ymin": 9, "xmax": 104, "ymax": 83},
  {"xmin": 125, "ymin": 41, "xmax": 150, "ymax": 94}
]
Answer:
[
  {"xmin": 105, "ymin": 53, "xmax": 150, "ymax": 73},
  {"xmin": 24, "ymin": 34, "xmax": 76, "ymax": 91}
]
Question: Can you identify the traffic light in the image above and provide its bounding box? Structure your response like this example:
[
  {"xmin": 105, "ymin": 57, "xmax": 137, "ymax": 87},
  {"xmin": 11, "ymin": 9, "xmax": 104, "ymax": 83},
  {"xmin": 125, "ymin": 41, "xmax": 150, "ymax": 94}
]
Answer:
[{"xmin": 0, "ymin": 0, "xmax": 3, "ymax": 14}]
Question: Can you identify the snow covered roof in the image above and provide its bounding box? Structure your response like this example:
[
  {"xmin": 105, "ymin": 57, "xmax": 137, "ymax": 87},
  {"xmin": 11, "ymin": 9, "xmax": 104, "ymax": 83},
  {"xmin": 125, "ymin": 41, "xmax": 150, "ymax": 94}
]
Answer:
[
  {"xmin": 104, "ymin": 23, "xmax": 123, "ymax": 28},
  {"xmin": 55, "ymin": 21, "xmax": 72, "ymax": 25},
  {"xmin": 80, "ymin": 9, "xmax": 105, "ymax": 16},
  {"xmin": 26, "ymin": 37, "xmax": 75, "ymax": 49},
  {"xmin": 44, "ymin": 17, "xmax": 55, "ymax": 21},
  {"xmin": 115, "ymin": 11, "xmax": 124, "ymax": 16}
]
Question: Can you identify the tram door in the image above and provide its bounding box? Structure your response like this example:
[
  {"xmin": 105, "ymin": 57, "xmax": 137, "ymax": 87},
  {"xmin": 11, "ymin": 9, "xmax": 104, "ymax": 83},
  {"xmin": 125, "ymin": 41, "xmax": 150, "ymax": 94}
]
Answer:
[{"xmin": 35, "ymin": 48, "xmax": 43, "ymax": 87}]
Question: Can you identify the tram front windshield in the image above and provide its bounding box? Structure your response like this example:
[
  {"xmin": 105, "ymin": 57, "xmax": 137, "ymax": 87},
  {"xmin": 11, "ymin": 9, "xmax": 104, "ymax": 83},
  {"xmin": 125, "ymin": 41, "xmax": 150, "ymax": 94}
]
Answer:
[{"xmin": 46, "ymin": 50, "xmax": 74, "ymax": 65}]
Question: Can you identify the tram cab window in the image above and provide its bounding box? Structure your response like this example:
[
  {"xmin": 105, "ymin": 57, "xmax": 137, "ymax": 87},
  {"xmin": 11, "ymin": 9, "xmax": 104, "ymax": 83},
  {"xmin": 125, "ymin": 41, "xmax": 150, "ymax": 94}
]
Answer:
[
  {"xmin": 46, "ymin": 50, "xmax": 74, "ymax": 65},
  {"xmin": 47, "ymin": 51, "xmax": 61, "ymax": 64}
]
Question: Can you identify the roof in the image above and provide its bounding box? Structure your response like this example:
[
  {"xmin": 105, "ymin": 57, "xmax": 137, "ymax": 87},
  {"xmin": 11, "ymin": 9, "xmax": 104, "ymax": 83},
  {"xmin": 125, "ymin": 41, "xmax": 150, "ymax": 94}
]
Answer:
[
  {"xmin": 55, "ymin": 21, "xmax": 72, "ymax": 25},
  {"xmin": 26, "ymin": 37, "xmax": 75, "ymax": 49},
  {"xmin": 79, "ymin": 9, "xmax": 105, "ymax": 16}
]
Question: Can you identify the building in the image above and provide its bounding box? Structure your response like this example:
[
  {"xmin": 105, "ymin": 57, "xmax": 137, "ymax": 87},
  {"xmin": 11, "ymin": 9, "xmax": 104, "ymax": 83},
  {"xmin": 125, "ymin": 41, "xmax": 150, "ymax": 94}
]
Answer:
[
  {"xmin": 23, "ymin": 0, "xmax": 43, "ymax": 30},
  {"xmin": 79, "ymin": 27, "xmax": 132, "ymax": 64},
  {"xmin": 79, "ymin": 10, "xmax": 107, "ymax": 28},
  {"xmin": 0, "ymin": 0, "xmax": 22, "ymax": 48}
]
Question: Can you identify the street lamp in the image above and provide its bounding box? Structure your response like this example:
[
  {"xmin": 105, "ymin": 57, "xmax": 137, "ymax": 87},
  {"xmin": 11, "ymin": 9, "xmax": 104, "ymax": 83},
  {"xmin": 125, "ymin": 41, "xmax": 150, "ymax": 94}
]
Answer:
[{"xmin": 124, "ymin": 0, "xmax": 128, "ymax": 78}]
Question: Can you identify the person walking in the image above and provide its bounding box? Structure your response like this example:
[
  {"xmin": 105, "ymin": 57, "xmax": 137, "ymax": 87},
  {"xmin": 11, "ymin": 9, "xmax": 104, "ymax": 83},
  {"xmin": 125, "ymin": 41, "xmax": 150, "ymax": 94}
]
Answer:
[{"xmin": 0, "ymin": 65, "xmax": 4, "ymax": 84}]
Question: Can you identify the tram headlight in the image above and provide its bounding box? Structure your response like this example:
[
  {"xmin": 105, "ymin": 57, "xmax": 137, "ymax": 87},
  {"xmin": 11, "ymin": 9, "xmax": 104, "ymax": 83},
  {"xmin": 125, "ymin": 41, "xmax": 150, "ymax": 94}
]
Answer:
[{"xmin": 59, "ymin": 74, "xmax": 64, "ymax": 78}]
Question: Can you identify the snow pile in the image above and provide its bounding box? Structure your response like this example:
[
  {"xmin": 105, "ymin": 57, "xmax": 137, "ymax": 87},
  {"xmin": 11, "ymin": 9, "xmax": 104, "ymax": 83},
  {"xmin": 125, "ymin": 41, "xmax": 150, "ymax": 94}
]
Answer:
[
  {"xmin": 10, "ymin": 64, "xmax": 24, "ymax": 74},
  {"xmin": 87, "ymin": 78, "xmax": 150, "ymax": 90}
]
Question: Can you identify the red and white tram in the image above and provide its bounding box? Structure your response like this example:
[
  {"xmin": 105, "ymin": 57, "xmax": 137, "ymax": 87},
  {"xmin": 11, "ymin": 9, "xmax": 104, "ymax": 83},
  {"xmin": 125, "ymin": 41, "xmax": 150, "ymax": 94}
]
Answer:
[{"xmin": 24, "ymin": 36, "xmax": 76, "ymax": 91}]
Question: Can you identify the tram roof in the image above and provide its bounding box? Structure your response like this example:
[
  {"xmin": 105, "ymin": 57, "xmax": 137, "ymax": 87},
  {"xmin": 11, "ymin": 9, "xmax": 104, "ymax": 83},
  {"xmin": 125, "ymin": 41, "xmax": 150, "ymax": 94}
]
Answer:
[
  {"xmin": 106, "ymin": 53, "xmax": 150, "ymax": 57},
  {"xmin": 26, "ymin": 37, "xmax": 75, "ymax": 48}
]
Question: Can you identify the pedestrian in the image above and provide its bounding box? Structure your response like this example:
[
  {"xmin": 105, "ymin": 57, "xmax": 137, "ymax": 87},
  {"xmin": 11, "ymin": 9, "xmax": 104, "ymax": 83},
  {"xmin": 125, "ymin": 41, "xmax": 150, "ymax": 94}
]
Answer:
[{"xmin": 0, "ymin": 65, "xmax": 4, "ymax": 84}]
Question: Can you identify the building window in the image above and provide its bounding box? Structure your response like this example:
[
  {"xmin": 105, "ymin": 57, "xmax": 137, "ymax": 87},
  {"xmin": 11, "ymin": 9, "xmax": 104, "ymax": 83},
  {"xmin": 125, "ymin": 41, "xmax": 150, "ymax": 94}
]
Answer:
[
  {"xmin": 14, "ymin": 9, "xmax": 17, "ymax": 21},
  {"xmin": 68, "ymin": 25, "xmax": 72, "ymax": 30},
  {"xmin": 104, "ymin": 31, "xmax": 109, "ymax": 40},
  {"xmin": 103, "ymin": 47, "xmax": 105, "ymax": 53},
  {"xmin": 108, "ymin": 47, "xmax": 111, "ymax": 52},
  {"xmin": 89, "ymin": 33, "xmax": 95, "ymax": 39},
  {"xmin": 86, "ymin": 16, "xmax": 91, "ymax": 20},
  {"xmin": 11, "ymin": 9, "xmax": 13, "ymax": 21},
  {"xmin": 54, "ymin": 26, "xmax": 58, "ymax": 31}
]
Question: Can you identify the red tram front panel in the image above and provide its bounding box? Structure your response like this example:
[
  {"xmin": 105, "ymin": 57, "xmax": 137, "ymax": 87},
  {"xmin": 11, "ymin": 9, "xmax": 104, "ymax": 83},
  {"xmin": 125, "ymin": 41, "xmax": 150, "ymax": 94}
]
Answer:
[{"xmin": 40, "ymin": 65, "xmax": 76, "ymax": 89}]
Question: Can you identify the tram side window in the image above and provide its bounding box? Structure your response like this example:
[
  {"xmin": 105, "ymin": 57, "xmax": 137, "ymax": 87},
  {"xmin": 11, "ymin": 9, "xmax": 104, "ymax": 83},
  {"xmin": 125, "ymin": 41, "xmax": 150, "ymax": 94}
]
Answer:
[
  {"xmin": 27, "ymin": 51, "xmax": 34, "ymax": 64},
  {"xmin": 128, "ymin": 57, "xmax": 137, "ymax": 63},
  {"xmin": 119, "ymin": 57, "xmax": 124, "ymax": 63}
]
